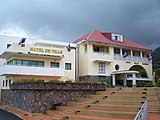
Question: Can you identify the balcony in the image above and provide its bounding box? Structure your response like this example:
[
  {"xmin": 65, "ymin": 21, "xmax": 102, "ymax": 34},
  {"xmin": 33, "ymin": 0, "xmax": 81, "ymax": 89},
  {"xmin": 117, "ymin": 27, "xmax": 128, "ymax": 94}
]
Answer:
[
  {"xmin": 114, "ymin": 54, "xmax": 152, "ymax": 64},
  {"xmin": 0, "ymin": 65, "xmax": 64, "ymax": 76},
  {"xmin": 91, "ymin": 52, "xmax": 113, "ymax": 62}
]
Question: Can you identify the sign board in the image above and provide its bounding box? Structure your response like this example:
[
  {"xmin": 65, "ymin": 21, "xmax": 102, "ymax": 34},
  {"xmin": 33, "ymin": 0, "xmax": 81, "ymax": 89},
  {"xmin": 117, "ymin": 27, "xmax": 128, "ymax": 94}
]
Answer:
[{"xmin": 29, "ymin": 47, "xmax": 63, "ymax": 55}]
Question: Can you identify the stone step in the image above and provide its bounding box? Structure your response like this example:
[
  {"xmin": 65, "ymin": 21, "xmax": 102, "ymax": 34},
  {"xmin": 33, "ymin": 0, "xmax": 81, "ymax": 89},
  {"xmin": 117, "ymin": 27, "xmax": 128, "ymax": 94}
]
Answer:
[
  {"xmin": 47, "ymin": 110, "xmax": 132, "ymax": 120},
  {"xmin": 33, "ymin": 114, "xmax": 56, "ymax": 120},
  {"xmin": 86, "ymin": 104, "xmax": 140, "ymax": 112},
  {"xmin": 106, "ymin": 97, "xmax": 146, "ymax": 101},
  {"xmin": 97, "ymin": 100, "xmax": 144, "ymax": 105},
  {"xmin": 74, "ymin": 108, "xmax": 136, "ymax": 119},
  {"xmin": 67, "ymin": 100, "xmax": 143, "ymax": 107},
  {"xmin": 77, "ymin": 96, "xmax": 146, "ymax": 102},
  {"xmin": 89, "ymin": 94, "xmax": 147, "ymax": 98},
  {"xmin": 47, "ymin": 110, "xmax": 66, "ymax": 119},
  {"xmin": 148, "ymin": 110, "xmax": 160, "ymax": 114},
  {"xmin": 57, "ymin": 104, "xmax": 140, "ymax": 112},
  {"xmin": 40, "ymin": 88, "xmax": 160, "ymax": 120},
  {"xmin": 63, "ymin": 113, "xmax": 132, "ymax": 120}
]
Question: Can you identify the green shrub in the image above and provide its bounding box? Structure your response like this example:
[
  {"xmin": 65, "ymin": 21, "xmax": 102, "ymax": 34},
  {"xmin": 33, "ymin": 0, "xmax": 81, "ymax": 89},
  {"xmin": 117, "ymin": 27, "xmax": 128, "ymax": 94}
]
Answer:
[
  {"xmin": 13, "ymin": 79, "xmax": 44, "ymax": 84},
  {"xmin": 156, "ymin": 79, "xmax": 160, "ymax": 87},
  {"xmin": 65, "ymin": 80, "xmax": 73, "ymax": 83},
  {"xmin": 136, "ymin": 81, "xmax": 146, "ymax": 87},
  {"xmin": 48, "ymin": 80, "xmax": 64, "ymax": 83},
  {"xmin": 144, "ymin": 82, "xmax": 154, "ymax": 87}
]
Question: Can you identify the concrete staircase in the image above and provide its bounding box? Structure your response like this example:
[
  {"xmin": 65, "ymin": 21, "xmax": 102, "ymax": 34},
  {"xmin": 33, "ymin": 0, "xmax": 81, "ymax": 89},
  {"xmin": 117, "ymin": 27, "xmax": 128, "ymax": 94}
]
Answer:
[{"xmin": 34, "ymin": 87, "xmax": 160, "ymax": 120}]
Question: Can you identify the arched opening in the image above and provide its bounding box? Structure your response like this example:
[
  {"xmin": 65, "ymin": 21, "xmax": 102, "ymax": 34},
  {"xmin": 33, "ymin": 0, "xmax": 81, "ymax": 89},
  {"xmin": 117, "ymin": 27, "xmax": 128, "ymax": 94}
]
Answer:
[{"xmin": 129, "ymin": 65, "xmax": 148, "ymax": 78}]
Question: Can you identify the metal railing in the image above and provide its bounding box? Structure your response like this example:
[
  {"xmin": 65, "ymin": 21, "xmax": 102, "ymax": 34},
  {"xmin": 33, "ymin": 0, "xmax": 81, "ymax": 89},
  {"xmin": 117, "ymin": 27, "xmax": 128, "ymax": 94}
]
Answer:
[
  {"xmin": 114, "ymin": 54, "xmax": 151, "ymax": 64},
  {"xmin": 134, "ymin": 100, "xmax": 148, "ymax": 120}
]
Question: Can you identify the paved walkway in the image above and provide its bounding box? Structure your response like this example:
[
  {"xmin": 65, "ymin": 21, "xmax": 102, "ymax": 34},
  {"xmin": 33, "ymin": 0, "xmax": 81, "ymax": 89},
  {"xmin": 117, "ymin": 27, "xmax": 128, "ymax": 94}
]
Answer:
[
  {"xmin": 0, "ymin": 109, "xmax": 22, "ymax": 120},
  {"xmin": 1, "ymin": 104, "xmax": 160, "ymax": 120},
  {"xmin": 0, "ymin": 104, "xmax": 35, "ymax": 120}
]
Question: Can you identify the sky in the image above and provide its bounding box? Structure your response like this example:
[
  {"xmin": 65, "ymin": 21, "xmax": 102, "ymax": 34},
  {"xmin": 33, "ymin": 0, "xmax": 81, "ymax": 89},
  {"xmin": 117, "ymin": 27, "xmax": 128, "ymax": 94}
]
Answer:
[{"xmin": 0, "ymin": 0, "xmax": 160, "ymax": 50}]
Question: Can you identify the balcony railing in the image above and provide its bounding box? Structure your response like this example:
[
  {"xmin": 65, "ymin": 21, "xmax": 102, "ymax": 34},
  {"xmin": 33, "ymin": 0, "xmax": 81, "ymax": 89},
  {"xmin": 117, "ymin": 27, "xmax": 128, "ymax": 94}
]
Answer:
[
  {"xmin": 127, "ymin": 77, "xmax": 151, "ymax": 81},
  {"xmin": 114, "ymin": 54, "xmax": 152, "ymax": 64},
  {"xmin": 0, "ymin": 65, "xmax": 64, "ymax": 76},
  {"xmin": 134, "ymin": 100, "xmax": 147, "ymax": 120}
]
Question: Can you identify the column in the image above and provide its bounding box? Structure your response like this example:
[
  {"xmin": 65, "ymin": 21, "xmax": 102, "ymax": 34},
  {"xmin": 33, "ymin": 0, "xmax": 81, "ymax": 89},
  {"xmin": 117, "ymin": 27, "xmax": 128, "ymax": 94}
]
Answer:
[
  {"xmin": 140, "ymin": 51, "xmax": 143, "ymax": 58},
  {"xmin": 132, "ymin": 73, "xmax": 136, "ymax": 87},
  {"xmin": 112, "ymin": 74, "xmax": 116, "ymax": 86},
  {"xmin": 123, "ymin": 74, "xmax": 127, "ymax": 86},
  {"xmin": 130, "ymin": 50, "xmax": 133, "ymax": 57},
  {"xmin": 152, "ymin": 72, "xmax": 156, "ymax": 86},
  {"xmin": 120, "ymin": 48, "xmax": 123, "ymax": 56}
]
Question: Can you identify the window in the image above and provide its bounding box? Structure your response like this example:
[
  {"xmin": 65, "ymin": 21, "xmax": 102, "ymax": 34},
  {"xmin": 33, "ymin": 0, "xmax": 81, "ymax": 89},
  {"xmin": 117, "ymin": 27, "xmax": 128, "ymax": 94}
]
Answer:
[
  {"xmin": 23, "ymin": 60, "xmax": 30, "ymax": 66},
  {"xmin": 111, "ymin": 34, "xmax": 123, "ymax": 42},
  {"xmin": 51, "ymin": 62, "xmax": 60, "ymax": 68},
  {"xmin": 114, "ymin": 48, "xmax": 120, "ymax": 54},
  {"xmin": 3, "ymin": 80, "xmax": 5, "ymax": 87},
  {"xmin": 65, "ymin": 63, "xmax": 71, "ymax": 70},
  {"xmin": 115, "ymin": 36, "xmax": 118, "ymax": 40},
  {"xmin": 7, "ymin": 59, "xmax": 44, "ymax": 67},
  {"xmin": 93, "ymin": 45, "xmax": 110, "ymax": 53},
  {"xmin": 15, "ymin": 60, "xmax": 22, "ymax": 66},
  {"xmin": 93, "ymin": 45, "xmax": 104, "ymax": 52},
  {"xmin": 133, "ymin": 50, "xmax": 140, "ymax": 56},
  {"xmin": 6, "ymin": 80, "xmax": 8, "ymax": 87},
  {"xmin": 7, "ymin": 60, "xmax": 14, "ymax": 65},
  {"xmin": 115, "ymin": 64, "xmax": 120, "ymax": 71},
  {"xmin": 9, "ymin": 79, "xmax": 12, "ymax": 86},
  {"xmin": 99, "ymin": 63, "xmax": 105, "ymax": 74},
  {"xmin": 84, "ymin": 44, "xmax": 87, "ymax": 52}
]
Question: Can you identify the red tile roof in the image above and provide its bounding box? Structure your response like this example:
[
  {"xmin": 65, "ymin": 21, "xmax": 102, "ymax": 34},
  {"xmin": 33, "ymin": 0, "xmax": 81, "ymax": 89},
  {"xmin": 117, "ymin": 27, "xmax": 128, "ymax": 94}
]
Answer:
[{"xmin": 73, "ymin": 30, "xmax": 151, "ymax": 50}]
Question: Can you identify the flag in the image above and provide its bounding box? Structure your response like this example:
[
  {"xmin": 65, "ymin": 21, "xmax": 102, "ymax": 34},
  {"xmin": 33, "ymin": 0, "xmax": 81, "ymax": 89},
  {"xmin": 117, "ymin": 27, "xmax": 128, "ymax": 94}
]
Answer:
[
  {"xmin": 18, "ymin": 38, "xmax": 26, "ymax": 45},
  {"xmin": 147, "ymin": 53, "xmax": 152, "ymax": 61},
  {"xmin": 67, "ymin": 43, "xmax": 71, "ymax": 52},
  {"xmin": 123, "ymin": 51, "xmax": 128, "ymax": 58}
]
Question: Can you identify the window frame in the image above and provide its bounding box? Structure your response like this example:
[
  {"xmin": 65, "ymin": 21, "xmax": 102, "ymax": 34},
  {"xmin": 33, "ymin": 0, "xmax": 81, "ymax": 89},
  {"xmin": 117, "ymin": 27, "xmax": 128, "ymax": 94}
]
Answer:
[
  {"xmin": 99, "ymin": 62, "xmax": 105, "ymax": 74},
  {"xmin": 65, "ymin": 63, "xmax": 71, "ymax": 70},
  {"xmin": 50, "ymin": 62, "xmax": 60, "ymax": 68}
]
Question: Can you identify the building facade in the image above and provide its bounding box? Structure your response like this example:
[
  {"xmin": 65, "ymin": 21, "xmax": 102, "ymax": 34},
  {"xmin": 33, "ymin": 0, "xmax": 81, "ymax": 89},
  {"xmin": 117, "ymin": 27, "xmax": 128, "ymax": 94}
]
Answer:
[
  {"xmin": 0, "ymin": 29, "xmax": 153, "ymax": 89},
  {"xmin": 0, "ymin": 36, "xmax": 76, "ymax": 89},
  {"xmin": 74, "ymin": 30, "xmax": 152, "ymax": 86}
]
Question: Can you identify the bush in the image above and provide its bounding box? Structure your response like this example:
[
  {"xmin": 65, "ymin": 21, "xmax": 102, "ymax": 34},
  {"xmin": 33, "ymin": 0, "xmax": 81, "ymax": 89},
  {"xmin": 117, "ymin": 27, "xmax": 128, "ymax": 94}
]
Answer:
[
  {"xmin": 98, "ymin": 80, "xmax": 113, "ymax": 88},
  {"xmin": 156, "ymin": 78, "xmax": 160, "ymax": 87},
  {"xmin": 137, "ymin": 81, "xmax": 154, "ymax": 87},
  {"xmin": 144, "ymin": 82, "xmax": 154, "ymax": 87},
  {"xmin": 13, "ymin": 79, "xmax": 44, "ymax": 84},
  {"xmin": 136, "ymin": 81, "xmax": 146, "ymax": 87},
  {"xmin": 48, "ymin": 80, "xmax": 64, "ymax": 83}
]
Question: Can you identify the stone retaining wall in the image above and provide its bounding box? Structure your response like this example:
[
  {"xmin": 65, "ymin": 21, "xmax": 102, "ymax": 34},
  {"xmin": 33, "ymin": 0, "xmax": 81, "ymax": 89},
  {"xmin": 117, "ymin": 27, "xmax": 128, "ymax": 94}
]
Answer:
[
  {"xmin": 1, "ymin": 83, "xmax": 105, "ymax": 113},
  {"xmin": 79, "ymin": 75, "xmax": 112, "ymax": 84}
]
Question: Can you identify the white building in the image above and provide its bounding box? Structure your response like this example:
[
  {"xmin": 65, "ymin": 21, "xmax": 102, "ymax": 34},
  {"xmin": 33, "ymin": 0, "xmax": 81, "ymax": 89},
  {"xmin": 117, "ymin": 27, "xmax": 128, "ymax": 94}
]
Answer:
[{"xmin": 0, "ymin": 35, "xmax": 77, "ymax": 90}]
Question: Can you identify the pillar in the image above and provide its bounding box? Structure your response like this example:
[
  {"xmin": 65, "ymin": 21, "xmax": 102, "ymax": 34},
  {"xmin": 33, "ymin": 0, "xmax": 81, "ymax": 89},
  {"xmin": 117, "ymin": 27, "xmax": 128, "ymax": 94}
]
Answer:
[
  {"xmin": 112, "ymin": 74, "xmax": 116, "ymax": 86},
  {"xmin": 132, "ymin": 73, "xmax": 136, "ymax": 87},
  {"xmin": 140, "ymin": 51, "xmax": 143, "ymax": 58},
  {"xmin": 152, "ymin": 72, "xmax": 156, "ymax": 86},
  {"xmin": 130, "ymin": 50, "xmax": 133, "ymax": 57},
  {"xmin": 123, "ymin": 74, "xmax": 127, "ymax": 86},
  {"xmin": 120, "ymin": 48, "xmax": 123, "ymax": 56}
]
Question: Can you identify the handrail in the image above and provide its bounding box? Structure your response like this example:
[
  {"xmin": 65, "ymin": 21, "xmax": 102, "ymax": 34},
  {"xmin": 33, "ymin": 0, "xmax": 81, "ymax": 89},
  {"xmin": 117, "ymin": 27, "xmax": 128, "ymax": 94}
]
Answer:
[{"xmin": 134, "ymin": 100, "xmax": 148, "ymax": 120}]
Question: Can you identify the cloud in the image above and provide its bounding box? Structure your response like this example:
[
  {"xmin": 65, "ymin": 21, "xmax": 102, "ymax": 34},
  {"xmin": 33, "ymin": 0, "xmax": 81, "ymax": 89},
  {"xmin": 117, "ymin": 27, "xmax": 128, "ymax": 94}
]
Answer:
[
  {"xmin": 0, "ymin": 0, "xmax": 160, "ymax": 50},
  {"xmin": 0, "ymin": 24, "xmax": 28, "ymax": 38}
]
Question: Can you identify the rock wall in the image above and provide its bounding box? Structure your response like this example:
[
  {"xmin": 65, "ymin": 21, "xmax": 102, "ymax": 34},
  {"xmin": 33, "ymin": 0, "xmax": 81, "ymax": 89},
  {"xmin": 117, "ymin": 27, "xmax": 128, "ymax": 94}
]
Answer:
[
  {"xmin": 1, "ymin": 83, "xmax": 105, "ymax": 113},
  {"xmin": 79, "ymin": 75, "xmax": 112, "ymax": 84}
]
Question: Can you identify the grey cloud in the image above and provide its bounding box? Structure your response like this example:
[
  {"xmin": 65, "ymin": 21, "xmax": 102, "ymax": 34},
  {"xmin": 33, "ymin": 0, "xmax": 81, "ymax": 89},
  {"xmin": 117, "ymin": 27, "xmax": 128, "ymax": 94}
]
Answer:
[{"xmin": 0, "ymin": 0, "xmax": 160, "ymax": 50}]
